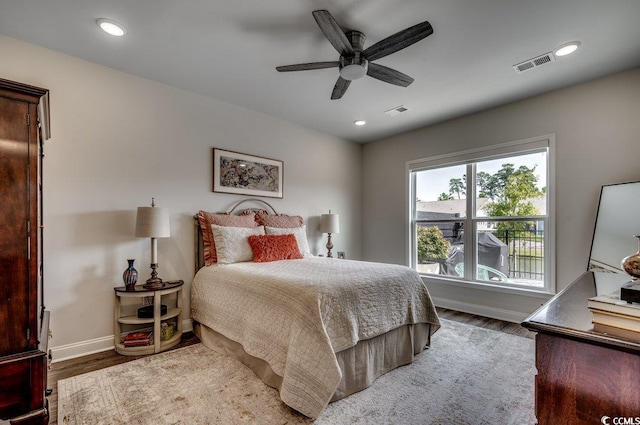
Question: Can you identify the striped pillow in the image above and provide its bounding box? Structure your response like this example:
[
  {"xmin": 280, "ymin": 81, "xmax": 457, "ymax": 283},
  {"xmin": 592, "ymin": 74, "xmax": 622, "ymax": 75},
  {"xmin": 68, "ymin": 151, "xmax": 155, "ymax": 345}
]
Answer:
[
  {"xmin": 197, "ymin": 211, "xmax": 257, "ymax": 266},
  {"xmin": 255, "ymin": 211, "xmax": 303, "ymax": 228}
]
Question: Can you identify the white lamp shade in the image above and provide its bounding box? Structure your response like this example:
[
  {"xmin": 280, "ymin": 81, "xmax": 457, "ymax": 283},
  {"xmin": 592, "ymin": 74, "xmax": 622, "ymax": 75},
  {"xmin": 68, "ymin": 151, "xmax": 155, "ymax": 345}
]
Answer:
[
  {"xmin": 135, "ymin": 206, "xmax": 170, "ymax": 238},
  {"xmin": 320, "ymin": 213, "xmax": 340, "ymax": 234}
]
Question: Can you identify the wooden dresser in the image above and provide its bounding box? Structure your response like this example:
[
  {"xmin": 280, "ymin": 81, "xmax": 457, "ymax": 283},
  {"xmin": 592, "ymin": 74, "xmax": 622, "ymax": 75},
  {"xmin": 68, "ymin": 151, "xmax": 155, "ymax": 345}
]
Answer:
[
  {"xmin": 0, "ymin": 78, "xmax": 51, "ymax": 424},
  {"xmin": 522, "ymin": 272, "xmax": 640, "ymax": 425}
]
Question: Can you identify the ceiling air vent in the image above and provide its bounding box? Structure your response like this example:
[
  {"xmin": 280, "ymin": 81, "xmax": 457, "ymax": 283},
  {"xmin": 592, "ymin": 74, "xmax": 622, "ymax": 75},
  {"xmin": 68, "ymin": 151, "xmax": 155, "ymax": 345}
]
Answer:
[
  {"xmin": 384, "ymin": 105, "xmax": 410, "ymax": 116},
  {"xmin": 513, "ymin": 52, "xmax": 555, "ymax": 73}
]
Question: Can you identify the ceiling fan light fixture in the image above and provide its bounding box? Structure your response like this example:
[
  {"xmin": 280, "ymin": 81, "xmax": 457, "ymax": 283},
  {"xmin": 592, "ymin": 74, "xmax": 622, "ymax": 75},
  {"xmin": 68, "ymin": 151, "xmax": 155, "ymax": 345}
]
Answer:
[
  {"xmin": 97, "ymin": 18, "xmax": 126, "ymax": 37},
  {"xmin": 339, "ymin": 56, "xmax": 368, "ymax": 80},
  {"xmin": 340, "ymin": 65, "xmax": 367, "ymax": 80},
  {"xmin": 554, "ymin": 41, "xmax": 580, "ymax": 57}
]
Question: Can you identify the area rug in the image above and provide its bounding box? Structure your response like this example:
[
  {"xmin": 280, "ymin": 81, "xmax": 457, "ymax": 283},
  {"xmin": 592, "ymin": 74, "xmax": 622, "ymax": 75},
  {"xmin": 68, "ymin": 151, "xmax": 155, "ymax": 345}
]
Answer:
[{"xmin": 58, "ymin": 319, "xmax": 535, "ymax": 424}]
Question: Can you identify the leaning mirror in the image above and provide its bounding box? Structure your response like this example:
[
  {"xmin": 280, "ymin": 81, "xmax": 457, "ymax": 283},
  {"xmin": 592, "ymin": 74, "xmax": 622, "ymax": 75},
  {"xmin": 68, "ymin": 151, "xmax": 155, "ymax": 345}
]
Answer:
[{"xmin": 589, "ymin": 181, "xmax": 640, "ymax": 275}]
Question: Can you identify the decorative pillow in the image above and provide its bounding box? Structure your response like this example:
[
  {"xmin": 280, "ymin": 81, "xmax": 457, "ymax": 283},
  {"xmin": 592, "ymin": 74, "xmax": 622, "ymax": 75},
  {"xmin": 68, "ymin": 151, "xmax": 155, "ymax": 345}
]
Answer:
[
  {"xmin": 265, "ymin": 225, "xmax": 311, "ymax": 257},
  {"xmin": 198, "ymin": 211, "xmax": 257, "ymax": 265},
  {"xmin": 255, "ymin": 211, "xmax": 303, "ymax": 228},
  {"xmin": 211, "ymin": 225, "xmax": 265, "ymax": 264},
  {"xmin": 248, "ymin": 234, "xmax": 303, "ymax": 263}
]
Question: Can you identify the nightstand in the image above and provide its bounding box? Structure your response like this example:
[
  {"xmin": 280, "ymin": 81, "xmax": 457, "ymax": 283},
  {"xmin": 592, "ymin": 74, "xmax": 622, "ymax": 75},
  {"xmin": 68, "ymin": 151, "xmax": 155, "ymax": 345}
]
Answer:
[{"xmin": 114, "ymin": 280, "xmax": 183, "ymax": 356}]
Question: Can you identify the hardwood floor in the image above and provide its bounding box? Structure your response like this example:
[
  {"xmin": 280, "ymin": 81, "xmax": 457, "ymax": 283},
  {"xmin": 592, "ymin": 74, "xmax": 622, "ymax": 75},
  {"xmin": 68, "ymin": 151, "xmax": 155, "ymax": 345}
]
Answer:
[
  {"xmin": 46, "ymin": 309, "xmax": 533, "ymax": 424},
  {"xmin": 437, "ymin": 307, "xmax": 534, "ymax": 339}
]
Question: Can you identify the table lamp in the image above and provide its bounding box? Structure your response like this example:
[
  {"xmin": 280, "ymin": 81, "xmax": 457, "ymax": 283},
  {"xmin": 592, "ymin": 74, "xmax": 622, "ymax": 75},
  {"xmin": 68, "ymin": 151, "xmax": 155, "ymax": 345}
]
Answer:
[
  {"xmin": 320, "ymin": 210, "xmax": 340, "ymax": 258},
  {"xmin": 135, "ymin": 198, "xmax": 170, "ymax": 289}
]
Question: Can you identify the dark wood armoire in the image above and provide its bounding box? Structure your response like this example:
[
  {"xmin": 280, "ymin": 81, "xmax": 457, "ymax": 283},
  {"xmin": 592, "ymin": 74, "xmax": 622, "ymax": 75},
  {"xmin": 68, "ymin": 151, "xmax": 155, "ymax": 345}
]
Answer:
[{"xmin": 0, "ymin": 78, "xmax": 51, "ymax": 424}]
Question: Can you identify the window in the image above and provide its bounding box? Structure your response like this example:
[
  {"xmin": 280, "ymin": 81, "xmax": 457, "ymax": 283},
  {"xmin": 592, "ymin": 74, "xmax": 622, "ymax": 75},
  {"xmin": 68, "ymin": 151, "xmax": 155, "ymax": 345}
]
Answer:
[{"xmin": 407, "ymin": 135, "xmax": 554, "ymax": 293}]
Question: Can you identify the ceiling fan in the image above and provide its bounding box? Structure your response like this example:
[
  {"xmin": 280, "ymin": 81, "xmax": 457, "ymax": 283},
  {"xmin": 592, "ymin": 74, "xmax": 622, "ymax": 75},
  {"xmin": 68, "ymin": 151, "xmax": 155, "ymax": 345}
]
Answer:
[{"xmin": 276, "ymin": 10, "xmax": 433, "ymax": 100}]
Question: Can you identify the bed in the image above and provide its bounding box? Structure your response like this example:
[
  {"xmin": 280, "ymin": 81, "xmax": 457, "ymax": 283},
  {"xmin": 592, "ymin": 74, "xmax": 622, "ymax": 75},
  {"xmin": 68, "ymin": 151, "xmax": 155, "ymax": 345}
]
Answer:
[{"xmin": 190, "ymin": 199, "xmax": 440, "ymax": 419}]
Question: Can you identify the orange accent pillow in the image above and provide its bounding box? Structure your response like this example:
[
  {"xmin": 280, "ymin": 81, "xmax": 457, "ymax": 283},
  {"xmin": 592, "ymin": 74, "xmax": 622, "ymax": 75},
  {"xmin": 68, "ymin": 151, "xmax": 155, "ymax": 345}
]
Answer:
[
  {"xmin": 248, "ymin": 234, "xmax": 303, "ymax": 263},
  {"xmin": 197, "ymin": 211, "xmax": 257, "ymax": 266}
]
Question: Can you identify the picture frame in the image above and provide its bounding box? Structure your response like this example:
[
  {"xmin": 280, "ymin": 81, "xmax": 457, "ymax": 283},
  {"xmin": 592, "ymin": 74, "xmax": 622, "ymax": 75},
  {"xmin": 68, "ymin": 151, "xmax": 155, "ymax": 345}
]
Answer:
[{"xmin": 212, "ymin": 148, "xmax": 284, "ymax": 198}]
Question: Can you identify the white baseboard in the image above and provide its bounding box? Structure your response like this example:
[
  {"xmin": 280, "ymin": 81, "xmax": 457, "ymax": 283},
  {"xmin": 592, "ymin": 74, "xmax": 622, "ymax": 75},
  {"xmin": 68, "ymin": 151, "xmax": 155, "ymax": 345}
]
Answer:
[
  {"xmin": 51, "ymin": 318, "xmax": 193, "ymax": 363},
  {"xmin": 432, "ymin": 296, "xmax": 527, "ymax": 324},
  {"xmin": 50, "ymin": 335, "xmax": 115, "ymax": 363}
]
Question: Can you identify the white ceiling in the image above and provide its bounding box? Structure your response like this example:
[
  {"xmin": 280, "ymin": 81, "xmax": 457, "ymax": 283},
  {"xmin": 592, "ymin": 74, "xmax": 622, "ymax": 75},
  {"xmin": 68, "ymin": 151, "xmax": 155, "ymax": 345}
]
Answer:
[{"xmin": 2, "ymin": 0, "xmax": 640, "ymax": 143}]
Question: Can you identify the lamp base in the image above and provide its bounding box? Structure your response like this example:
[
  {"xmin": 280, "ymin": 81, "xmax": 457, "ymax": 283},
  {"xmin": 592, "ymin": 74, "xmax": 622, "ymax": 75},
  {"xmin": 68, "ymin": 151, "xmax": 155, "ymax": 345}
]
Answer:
[
  {"xmin": 326, "ymin": 233, "xmax": 334, "ymax": 258},
  {"xmin": 143, "ymin": 279, "xmax": 164, "ymax": 290},
  {"xmin": 143, "ymin": 263, "xmax": 164, "ymax": 289}
]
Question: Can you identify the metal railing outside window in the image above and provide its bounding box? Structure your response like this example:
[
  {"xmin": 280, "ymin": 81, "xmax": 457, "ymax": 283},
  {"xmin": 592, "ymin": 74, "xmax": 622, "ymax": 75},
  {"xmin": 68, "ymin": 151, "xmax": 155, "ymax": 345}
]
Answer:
[{"xmin": 492, "ymin": 229, "xmax": 545, "ymax": 281}]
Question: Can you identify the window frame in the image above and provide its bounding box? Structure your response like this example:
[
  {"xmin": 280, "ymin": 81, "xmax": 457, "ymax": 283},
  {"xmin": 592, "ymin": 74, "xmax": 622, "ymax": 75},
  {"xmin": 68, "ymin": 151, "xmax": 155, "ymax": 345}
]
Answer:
[{"xmin": 406, "ymin": 134, "xmax": 556, "ymax": 295}]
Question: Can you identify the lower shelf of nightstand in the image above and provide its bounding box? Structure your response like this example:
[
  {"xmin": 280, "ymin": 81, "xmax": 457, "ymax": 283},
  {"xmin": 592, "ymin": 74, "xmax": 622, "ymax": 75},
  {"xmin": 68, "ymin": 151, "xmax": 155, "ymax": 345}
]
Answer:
[
  {"xmin": 118, "ymin": 307, "xmax": 181, "ymax": 325},
  {"xmin": 115, "ymin": 332, "xmax": 182, "ymax": 356}
]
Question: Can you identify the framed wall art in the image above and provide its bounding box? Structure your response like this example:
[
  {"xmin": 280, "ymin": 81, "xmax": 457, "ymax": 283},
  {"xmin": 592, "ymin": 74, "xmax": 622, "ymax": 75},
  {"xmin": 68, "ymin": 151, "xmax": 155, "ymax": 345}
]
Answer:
[{"xmin": 212, "ymin": 148, "xmax": 284, "ymax": 198}]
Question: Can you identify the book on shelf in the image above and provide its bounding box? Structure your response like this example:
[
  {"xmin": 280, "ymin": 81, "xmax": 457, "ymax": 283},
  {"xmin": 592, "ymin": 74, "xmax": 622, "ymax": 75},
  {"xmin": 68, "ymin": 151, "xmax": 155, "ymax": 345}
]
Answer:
[
  {"xmin": 592, "ymin": 322, "xmax": 640, "ymax": 343},
  {"xmin": 587, "ymin": 291, "xmax": 640, "ymax": 318},
  {"xmin": 123, "ymin": 339, "xmax": 153, "ymax": 347},
  {"xmin": 122, "ymin": 331, "xmax": 153, "ymax": 346},
  {"xmin": 123, "ymin": 331, "xmax": 152, "ymax": 341},
  {"xmin": 589, "ymin": 308, "xmax": 640, "ymax": 332}
]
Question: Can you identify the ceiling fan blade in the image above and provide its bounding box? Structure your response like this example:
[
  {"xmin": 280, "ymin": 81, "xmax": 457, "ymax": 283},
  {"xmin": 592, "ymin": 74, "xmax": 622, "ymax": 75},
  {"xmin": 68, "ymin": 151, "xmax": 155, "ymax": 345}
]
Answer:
[
  {"xmin": 331, "ymin": 77, "xmax": 351, "ymax": 100},
  {"xmin": 363, "ymin": 21, "xmax": 433, "ymax": 61},
  {"xmin": 276, "ymin": 62, "xmax": 339, "ymax": 72},
  {"xmin": 312, "ymin": 10, "xmax": 355, "ymax": 57},
  {"xmin": 367, "ymin": 63, "xmax": 414, "ymax": 87}
]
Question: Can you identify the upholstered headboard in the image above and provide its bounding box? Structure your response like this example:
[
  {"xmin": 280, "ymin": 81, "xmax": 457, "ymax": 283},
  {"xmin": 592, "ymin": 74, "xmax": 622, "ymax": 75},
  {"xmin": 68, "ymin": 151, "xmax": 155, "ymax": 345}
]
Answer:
[{"xmin": 193, "ymin": 198, "xmax": 279, "ymax": 272}]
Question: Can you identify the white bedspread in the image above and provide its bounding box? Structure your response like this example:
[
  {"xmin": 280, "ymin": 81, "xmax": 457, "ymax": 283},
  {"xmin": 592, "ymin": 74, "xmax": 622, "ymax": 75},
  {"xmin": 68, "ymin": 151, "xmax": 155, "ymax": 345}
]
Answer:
[{"xmin": 191, "ymin": 257, "xmax": 440, "ymax": 418}]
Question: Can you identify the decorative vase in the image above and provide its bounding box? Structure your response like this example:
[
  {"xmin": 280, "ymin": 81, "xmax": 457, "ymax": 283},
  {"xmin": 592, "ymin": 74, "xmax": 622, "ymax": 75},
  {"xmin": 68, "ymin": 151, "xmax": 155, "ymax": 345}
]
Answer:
[
  {"xmin": 622, "ymin": 235, "xmax": 640, "ymax": 281},
  {"xmin": 123, "ymin": 259, "xmax": 138, "ymax": 290}
]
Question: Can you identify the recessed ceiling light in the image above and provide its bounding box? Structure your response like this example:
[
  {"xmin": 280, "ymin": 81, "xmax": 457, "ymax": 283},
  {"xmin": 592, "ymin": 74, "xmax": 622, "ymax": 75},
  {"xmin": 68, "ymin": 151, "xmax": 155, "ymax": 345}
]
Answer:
[
  {"xmin": 554, "ymin": 41, "xmax": 580, "ymax": 57},
  {"xmin": 354, "ymin": 120, "xmax": 366, "ymax": 126},
  {"xmin": 97, "ymin": 18, "xmax": 126, "ymax": 37}
]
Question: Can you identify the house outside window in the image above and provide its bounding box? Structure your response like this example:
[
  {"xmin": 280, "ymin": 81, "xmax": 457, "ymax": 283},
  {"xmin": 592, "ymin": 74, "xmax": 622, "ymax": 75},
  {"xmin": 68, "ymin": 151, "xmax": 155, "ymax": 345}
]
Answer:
[{"xmin": 407, "ymin": 135, "xmax": 555, "ymax": 294}]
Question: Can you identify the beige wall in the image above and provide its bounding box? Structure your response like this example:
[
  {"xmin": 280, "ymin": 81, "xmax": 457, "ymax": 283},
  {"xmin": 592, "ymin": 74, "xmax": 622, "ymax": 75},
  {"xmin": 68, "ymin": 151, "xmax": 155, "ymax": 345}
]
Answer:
[
  {"xmin": 362, "ymin": 67, "xmax": 640, "ymax": 321},
  {"xmin": 0, "ymin": 35, "xmax": 361, "ymax": 360}
]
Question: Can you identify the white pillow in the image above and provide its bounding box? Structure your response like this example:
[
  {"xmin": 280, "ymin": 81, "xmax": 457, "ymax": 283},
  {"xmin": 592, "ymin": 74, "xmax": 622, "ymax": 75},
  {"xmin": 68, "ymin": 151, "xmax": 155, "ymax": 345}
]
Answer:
[
  {"xmin": 265, "ymin": 225, "xmax": 311, "ymax": 257},
  {"xmin": 211, "ymin": 225, "xmax": 265, "ymax": 264}
]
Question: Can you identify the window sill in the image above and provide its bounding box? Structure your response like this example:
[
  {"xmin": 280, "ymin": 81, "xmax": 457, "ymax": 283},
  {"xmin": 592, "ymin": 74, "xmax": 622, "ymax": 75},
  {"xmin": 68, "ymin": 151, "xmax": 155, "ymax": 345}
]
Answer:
[{"xmin": 419, "ymin": 273, "xmax": 555, "ymax": 299}]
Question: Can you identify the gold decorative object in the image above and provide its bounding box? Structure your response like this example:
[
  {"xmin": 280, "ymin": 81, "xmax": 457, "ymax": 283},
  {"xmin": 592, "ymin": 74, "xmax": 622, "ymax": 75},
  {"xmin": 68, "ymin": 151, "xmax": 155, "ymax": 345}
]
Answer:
[
  {"xmin": 622, "ymin": 235, "xmax": 640, "ymax": 280},
  {"xmin": 620, "ymin": 235, "xmax": 640, "ymax": 303}
]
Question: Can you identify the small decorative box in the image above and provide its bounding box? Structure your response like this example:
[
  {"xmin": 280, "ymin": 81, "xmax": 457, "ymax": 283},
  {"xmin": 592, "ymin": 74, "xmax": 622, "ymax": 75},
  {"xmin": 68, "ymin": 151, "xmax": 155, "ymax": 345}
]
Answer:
[
  {"xmin": 137, "ymin": 304, "xmax": 167, "ymax": 318},
  {"xmin": 161, "ymin": 323, "xmax": 175, "ymax": 341}
]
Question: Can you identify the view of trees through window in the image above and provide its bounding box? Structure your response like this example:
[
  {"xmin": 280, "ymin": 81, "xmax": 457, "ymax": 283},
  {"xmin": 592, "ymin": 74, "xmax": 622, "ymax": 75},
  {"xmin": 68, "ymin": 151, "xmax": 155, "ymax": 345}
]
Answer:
[{"xmin": 413, "ymin": 149, "xmax": 549, "ymax": 289}]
